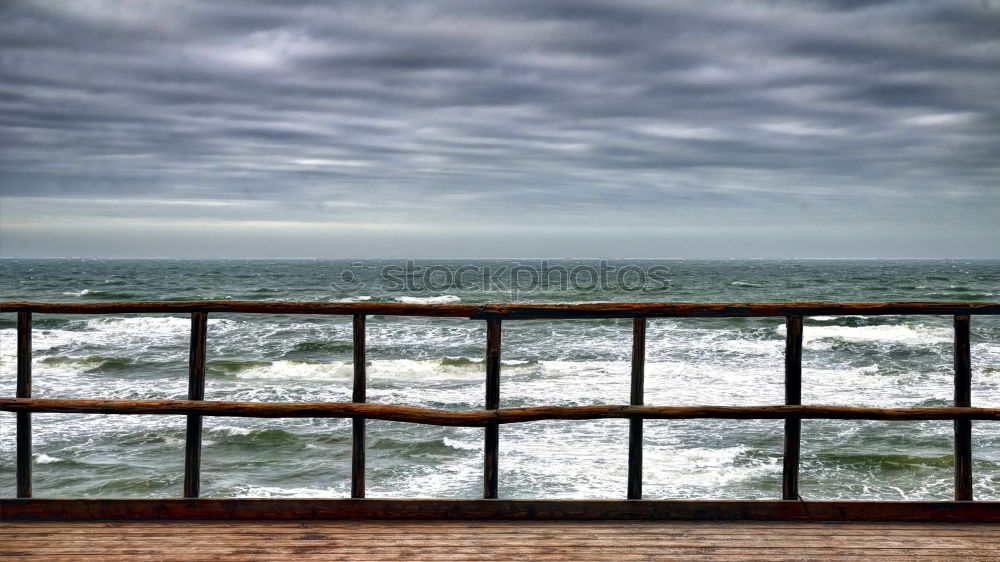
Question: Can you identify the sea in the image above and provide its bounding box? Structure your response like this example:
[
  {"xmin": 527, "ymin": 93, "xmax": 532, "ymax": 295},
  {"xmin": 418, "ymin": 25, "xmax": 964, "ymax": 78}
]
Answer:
[{"xmin": 1, "ymin": 258, "xmax": 998, "ymax": 501}]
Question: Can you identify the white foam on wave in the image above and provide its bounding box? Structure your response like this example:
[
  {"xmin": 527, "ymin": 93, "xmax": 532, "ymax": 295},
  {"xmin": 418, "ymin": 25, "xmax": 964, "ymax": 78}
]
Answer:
[
  {"xmin": 643, "ymin": 444, "xmax": 778, "ymax": 495},
  {"xmin": 777, "ymin": 323, "xmax": 951, "ymax": 346},
  {"xmin": 62, "ymin": 289, "xmax": 91, "ymax": 296},
  {"xmin": 89, "ymin": 315, "xmax": 239, "ymax": 336},
  {"xmin": 800, "ymin": 364, "xmax": 951, "ymax": 407},
  {"xmin": 234, "ymin": 358, "xmax": 497, "ymax": 382},
  {"xmin": 443, "ymin": 436, "xmax": 480, "ymax": 451},
  {"xmin": 36, "ymin": 454, "xmax": 63, "ymax": 464},
  {"xmin": 236, "ymin": 360, "xmax": 353, "ymax": 381},
  {"xmin": 644, "ymin": 361, "xmax": 784, "ymax": 405},
  {"xmin": 207, "ymin": 425, "xmax": 253, "ymax": 436},
  {"xmin": 395, "ymin": 295, "xmax": 461, "ymax": 304},
  {"xmin": 235, "ymin": 485, "xmax": 348, "ymax": 498},
  {"xmin": 370, "ymin": 358, "xmax": 502, "ymax": 382},
  {"xmin": 714, "ymin": 338, "xmax": 783, "ymax": 355}
]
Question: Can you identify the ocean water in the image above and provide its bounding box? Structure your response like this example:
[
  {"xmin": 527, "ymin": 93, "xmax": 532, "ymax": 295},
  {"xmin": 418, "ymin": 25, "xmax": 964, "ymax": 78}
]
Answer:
[{"xmin": 1, "ymin": 258, "xmax": 998, "ymax": 500}]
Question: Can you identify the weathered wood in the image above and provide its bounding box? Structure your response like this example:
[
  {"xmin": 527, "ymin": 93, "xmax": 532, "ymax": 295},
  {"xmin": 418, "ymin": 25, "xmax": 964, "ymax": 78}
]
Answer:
[
  {"xmin": 3, "ymin": 520, "xmax": 998, "ymax": 562},
  {"xmin": 484, "ymin": 318, "xmax": 501, "ymax": 499},
  {"xmin": 627, "ymin": 317, "xmax": 645, "ymax": 500},
  {"xmin": 954, "ymin": 315, "xmax": 973, "ymax": 501},
  {"xmin": 0, "ymin": 300, "xmax": 481, "ymax": 317},
  {"xmin": 470, "ymin": 301, "xmax": 1000, "ymax": 319},
  {"xmin": 5, "ymin": 520, "xmax": 999, "ymax": 535},
  {"xmin": 783, "ymin": 315, "xmax": 803, "ymax": 501},
  {"xmin": 16, "ymin": 311, "xmax": 31, "ymax": 499},
  {"xmin": 2, "ymin": 300, "xmax": 999, "ymax": 318},
  {"xmin": 2, "ymin": 498, "xmax": 999, "ymax": 521},
  {"xmin": 5, "ymin": 398, "xmax": 999, "ymax": 424},
  {"xmin": 352, "ymin": 314, "xmax": 366, "ymax": 499},
  {"xmin": 184, "ymin": 311, "xmax": 208, "ymax": 498}
]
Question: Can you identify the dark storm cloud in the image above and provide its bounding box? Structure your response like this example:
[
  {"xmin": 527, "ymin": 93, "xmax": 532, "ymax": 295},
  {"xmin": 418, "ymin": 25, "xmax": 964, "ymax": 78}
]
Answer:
[{"xmin": 0, "ymin": 0, "xmax": 998, "ymax": 256}]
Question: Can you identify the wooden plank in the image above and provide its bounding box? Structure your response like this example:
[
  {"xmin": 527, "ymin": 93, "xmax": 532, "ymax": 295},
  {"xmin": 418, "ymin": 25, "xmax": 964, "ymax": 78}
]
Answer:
[
  {"xmin": 7, "ymin": 527, "xmax": 999, "ymax": 540},
  {"xmin": 3, "ymin": 498, "xmax": 999, "ymax": 521},
  {"xmin": 5, "ymin": 522, "xmax": 997, "ymax": 535},
  {"xmin": 3, "ymin": 549, "xmax": 996, "ymax": 562},
  {"xmin": 469, "ymin": 301, "xmax": 1000, "ymax": 319},
  {"xmin": 5, "ymin": 398, "xmax": 999, "ymax": 424},
  {"xmin": 7, "ymin": 536, "xmax": 995, "ymax": 555},
  {"xmin": 484, "ymin": 319, "xmax": 501, "ymax": 499},
  {"xmin": 0, "ymin": 300, "xmax": 481, "ymax": 317},
  {"xmin": 183, "ymin": 311, "xmax": 208, "ymax": 498},
  {"xmin": 4, "ymin": 525, "xmax": 998, "ymax": 538},
  {"xmin": 2, "ymin": 300, "xmax": 999, "ymax": 318},
  {"xmin": 352, "ymin": 314, "xmax": 367, "ymax": 499},
  {"xmin": 627, "ymin": 317, "xmax": 645, "ymax": 500},
  {"xmin": 954, "ymin": 314, "xmax": 973, "ymax": 501},
  {"xmin": 783, "ymin": 315, "xmax": 802, "ymax": 501},
  {"xmin": 15, "ymin": 311, "xmax": 31, "ymax": 499}
]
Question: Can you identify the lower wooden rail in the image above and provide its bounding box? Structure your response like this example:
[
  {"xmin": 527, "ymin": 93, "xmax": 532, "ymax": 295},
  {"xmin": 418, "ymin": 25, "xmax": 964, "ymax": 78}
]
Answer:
[{"xmin": 2, "ymin": 498, "xmax": 998, "ymax": 521}]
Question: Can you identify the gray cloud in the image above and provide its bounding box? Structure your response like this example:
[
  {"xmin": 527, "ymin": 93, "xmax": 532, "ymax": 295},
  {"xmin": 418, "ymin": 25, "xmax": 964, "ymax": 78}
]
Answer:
[{"xmin": 0, "ymin": 0, "xmax": 998, "ymax": 257}]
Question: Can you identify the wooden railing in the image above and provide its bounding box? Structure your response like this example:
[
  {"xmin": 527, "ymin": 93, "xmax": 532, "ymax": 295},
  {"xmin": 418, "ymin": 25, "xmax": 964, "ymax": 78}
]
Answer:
[{"xmin": 2, "ymin": 300, "xmax": 999, "ymax": 521}]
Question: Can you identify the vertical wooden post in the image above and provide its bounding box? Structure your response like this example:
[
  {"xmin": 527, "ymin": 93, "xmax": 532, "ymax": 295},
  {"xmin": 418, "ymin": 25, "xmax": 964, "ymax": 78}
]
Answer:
[
  {"xmin": 484, "ymin": 319, "xmax": 501, "ymax": 499},
  {"xmin": 352, "ymin": 314, "xmax": 367, "ymax": 499},
  {"xmin": 16, "ymin": 311, "xmax": 32, "ymax": 498},
  {"xmin": 782, "ymin": 315, "xmax": 803, "ymax": 500},
  {"xmin": 954, "ymin": 315, "xmax": 973, "ymax": 501},
  {"xmin": 184, "ymin": 311, "xmax": 208, "ymax": 498},
  {"xmin": 627, "ymin": 318, "xmax": 646, "ymax": 500}
]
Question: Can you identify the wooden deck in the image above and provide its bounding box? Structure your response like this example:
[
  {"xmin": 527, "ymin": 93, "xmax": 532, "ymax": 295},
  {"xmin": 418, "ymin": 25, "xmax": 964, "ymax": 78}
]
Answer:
[{"xmin": 3, "ymin": 520, "xmax": 999, "ymax": 561}]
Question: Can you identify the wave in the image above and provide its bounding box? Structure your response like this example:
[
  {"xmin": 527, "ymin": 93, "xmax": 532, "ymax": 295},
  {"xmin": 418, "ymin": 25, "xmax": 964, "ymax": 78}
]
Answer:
[
  {"xmin": 62, "ymin": 288, "xmax": 138, "ymax": 299},
  {"xmin": 815, "ymin": 453, "xmax": 958, "ymax": 470},
  {"xmin": 228, "ymin": 357, "xmax": 538, "ymax": 381},
  {"xmin": 234, "ymin": 360, "xmax": 352, "ymax": 381},
  {"xmin": 204, "ymin": 426, "xmax": 297, "ymax": 444},
  {"xmin": 369, "ymin": 435, "xmax": 463, "ymax": 456},
  {"xmin": 39, "ymin": 355, "xmax": 135, "ymax": 373},
  {"xmin": 778, "ymin": 323, "xmax": 951, "ymax": 346},
  {"xmin": 207, "ymin": 359, "xmax": 273, "ymax": 375},
  {"xmin": 89, "ymin": 315, "xmax": 192, "ymax": 332},
  {"xmin": 231, "ymin": 485, "xmax": 347, "ymax": 498},
  {"xmin": 289, "ymin": 340, "xmax": 353, "ymax": 354},
  {"xmin": 395, "ymin": 295, "xmax": 461, "ymax": 304}
]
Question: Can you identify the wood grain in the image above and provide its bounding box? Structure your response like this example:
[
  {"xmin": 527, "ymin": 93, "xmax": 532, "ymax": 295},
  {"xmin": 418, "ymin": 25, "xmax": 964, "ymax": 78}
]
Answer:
[
  {"xmin": 352, "ymin": 314, "xmax": 366, "ymax": 499},
  {"xmin": 483, "ymin": 318, "xmax": 501, "ymax": 499},
  {"xmin": 3, "ymin": 300, "xmax": 999, "ymax": 318},
  {"xmin": 15, "ymin": 311, "xmax": 31, "ymax": 499},
  {"xmin": 954, "ymin": 314, "xmax": 973, "ymax": 501},
  {"xmin": 183, "ymin": 311, "xmax": 208, "ymax": 498},
  {"xmin": 4, "ymin": 398, "xmax": 998, "ymax": 424},
  {"xmin": 627, "ymin": 317, "xmax": 645, "ymax": 500},
  {"xmin": 3, "ymin": 520, "xmax": 997, "ymax": 562},
  {"xmin": 2, "ymin": 498, "xmax": 998, "ymax": 521},
  {"xmin": 782, "ymin": 315, "xmax": 802, "ymax": 501}
]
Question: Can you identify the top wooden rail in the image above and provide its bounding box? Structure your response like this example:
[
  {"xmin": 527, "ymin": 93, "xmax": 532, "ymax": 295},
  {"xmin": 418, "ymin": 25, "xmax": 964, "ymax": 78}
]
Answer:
[
  {"xmin": 2, "ymin": 300, "xmax": 999, "ymax": 521},
  {"xmin": 2, "ymin": 299, "xmax": 999, "ymax": 317}
]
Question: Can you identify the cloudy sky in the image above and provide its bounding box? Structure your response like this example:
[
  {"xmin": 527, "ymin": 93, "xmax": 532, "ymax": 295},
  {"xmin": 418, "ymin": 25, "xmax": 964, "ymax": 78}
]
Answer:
[{"xmin": 1, "ymin": 0, "xmax": 998, "ymax": 258}]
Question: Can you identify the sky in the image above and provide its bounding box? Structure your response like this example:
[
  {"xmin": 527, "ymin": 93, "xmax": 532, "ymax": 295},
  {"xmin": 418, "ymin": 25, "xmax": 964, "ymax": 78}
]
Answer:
[{"xmin": 0, "ymin": 0, "xmax": 998, "ymax": 258}]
